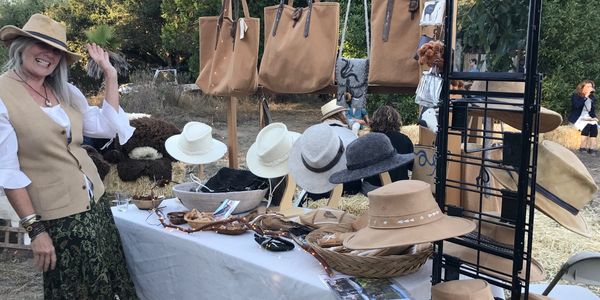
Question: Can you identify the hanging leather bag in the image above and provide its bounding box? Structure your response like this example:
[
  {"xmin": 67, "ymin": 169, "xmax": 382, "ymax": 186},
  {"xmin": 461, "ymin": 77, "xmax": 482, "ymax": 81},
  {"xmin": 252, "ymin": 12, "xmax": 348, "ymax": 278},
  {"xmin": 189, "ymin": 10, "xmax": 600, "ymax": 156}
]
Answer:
[
  {"xmin": 368, "ymin": 0, "xmax": 421, "ymax": 87},
  {"xmin": 259, "ymin": 0, "xmax": 339, "ymax": 93},
  {"xmin": 196, "ymin": 0, "xmax": 260, "ymax": 96},
  {"xmin": 335, "ymin": 0, "xmax": 370, "ymax": 108}
]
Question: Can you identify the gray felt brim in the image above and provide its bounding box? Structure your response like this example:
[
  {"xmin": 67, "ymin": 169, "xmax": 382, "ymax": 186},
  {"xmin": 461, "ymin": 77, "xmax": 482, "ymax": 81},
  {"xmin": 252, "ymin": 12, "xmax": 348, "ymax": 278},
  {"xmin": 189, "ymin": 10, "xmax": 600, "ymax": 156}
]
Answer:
[{"xmin": 328, "ymin": 153, "xmax": 415, "ymax": 184}]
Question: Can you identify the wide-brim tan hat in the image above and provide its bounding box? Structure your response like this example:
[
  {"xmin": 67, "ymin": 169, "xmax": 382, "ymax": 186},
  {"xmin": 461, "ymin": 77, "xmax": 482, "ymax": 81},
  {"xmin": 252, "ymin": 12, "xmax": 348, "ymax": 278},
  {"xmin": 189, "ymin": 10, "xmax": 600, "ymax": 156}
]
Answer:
[
  {"xmin": 468, "ymin": 81, "xmax": 562, "ymax": 133},
  {"xmin": 431, "ymin": 279, "xmax": 494, "ymax": 300},
  {"xmin": 165, "ymin": 121, "xmax": 227, "ymax": 164},
  {"xmin": 288, "ymin": 124, "xmax": 348, "ymax": 193},
  {"xmin": 320, "ymin": 99, "xmax": 347, "ymax": 121},
  {"xmin": 443, "ymin": 212, "xmax": 546, "ymax": 281},
  {"xmin": 343, "ymin": 180, "xmax": 475, "ymax": 249},
  {"xmin": 0, "ymin": 14, "xmax": 81, "ymax": 65},
  {"xmin": 247, "ymin": 122, "xmax": 301, "ymax": 178},
  {"xmin": 489, "ymin": 140, "xmax": 597, "ymax": 237}
]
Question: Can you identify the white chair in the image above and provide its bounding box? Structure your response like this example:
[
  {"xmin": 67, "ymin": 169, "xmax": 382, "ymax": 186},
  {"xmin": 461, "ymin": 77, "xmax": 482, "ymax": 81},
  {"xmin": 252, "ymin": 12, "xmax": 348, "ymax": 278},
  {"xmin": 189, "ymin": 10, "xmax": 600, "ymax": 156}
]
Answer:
[{"xmin": 529, "ymin": 252, "xmax": 600, "ymax": 299}]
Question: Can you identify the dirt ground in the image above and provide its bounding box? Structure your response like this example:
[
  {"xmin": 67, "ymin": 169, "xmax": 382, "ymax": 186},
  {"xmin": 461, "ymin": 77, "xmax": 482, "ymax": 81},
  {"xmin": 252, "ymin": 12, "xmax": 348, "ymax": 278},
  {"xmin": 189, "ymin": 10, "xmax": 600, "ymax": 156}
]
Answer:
[{"xmin": 1, "ymin": 100, "xmax": 599, "ymax": 299}]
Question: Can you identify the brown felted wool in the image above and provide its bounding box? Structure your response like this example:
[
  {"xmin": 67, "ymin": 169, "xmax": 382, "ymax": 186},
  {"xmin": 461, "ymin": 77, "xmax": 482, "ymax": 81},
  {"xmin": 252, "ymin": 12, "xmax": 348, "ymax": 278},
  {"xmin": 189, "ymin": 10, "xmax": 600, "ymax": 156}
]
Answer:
[
  {"xmin": 122, "ymin": 117, "xmax": 180, "ymax": 160},
  {"xmin": 116, "ymin": 158, "xmax": 172, "ymax": 182},
  {"xmin": 489, "ymin": 140, "xmax": 597, "ymax": 237},
  {"xmin": 102, "ymin": 149, "xmax": 124, "ymax": 164},
  {"xmin": 431, "ymin": 279, "xmax": 494, "ymax": 300},
  {"xmin": 82, "ymin": 145, "xmax": 110, "ymax": 181},
  {"xmin": 343, "ymin": 180, "xmax": 475, "ymax": 249}
]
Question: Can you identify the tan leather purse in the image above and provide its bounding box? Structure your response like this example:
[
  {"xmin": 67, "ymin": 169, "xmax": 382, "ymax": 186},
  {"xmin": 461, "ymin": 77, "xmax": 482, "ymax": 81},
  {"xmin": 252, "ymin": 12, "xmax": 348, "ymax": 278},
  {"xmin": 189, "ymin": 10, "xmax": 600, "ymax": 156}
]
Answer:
[
  {"xmin": 259, "ymin": 0, "xmax": 339, "ymax": 93},
  {"xmin": 196, "ymin": 0, "xmax": 259, "ymax": 96}
]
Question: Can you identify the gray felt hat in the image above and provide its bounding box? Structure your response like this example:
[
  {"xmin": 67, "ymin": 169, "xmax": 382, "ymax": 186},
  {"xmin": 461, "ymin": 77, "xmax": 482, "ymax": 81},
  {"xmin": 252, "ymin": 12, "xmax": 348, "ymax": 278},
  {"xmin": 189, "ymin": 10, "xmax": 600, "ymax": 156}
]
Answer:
[{"xmin": 329, "ymin": 133, "xmax": 414, "ymax": 184}]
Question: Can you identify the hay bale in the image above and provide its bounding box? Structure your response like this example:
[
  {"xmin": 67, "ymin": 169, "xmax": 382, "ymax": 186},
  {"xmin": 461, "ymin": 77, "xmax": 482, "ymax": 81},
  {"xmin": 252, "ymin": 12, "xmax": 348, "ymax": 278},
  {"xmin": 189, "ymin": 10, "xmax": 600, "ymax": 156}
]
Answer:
[
  {"xmin": 539, "ymin": 125, "xmax": 581, "ymax": 149},
  {"xmin": 307, "ymin": 193, "xmax": 369, "ymax": 216},
  {"xmin": 401, "ymin": 125, "xmax": 419, "ymax": 145},
  {"xmin": 103, "ymin": 162, "xmax": 186, "ymax": 197}
]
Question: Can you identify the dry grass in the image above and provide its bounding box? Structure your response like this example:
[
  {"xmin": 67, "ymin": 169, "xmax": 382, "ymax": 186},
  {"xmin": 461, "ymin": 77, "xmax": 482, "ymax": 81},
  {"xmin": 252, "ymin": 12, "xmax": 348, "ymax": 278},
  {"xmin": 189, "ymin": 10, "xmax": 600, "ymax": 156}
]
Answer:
[{"xmin": 0, "ymin": 250, "xmax": 42, "ymax": 299}]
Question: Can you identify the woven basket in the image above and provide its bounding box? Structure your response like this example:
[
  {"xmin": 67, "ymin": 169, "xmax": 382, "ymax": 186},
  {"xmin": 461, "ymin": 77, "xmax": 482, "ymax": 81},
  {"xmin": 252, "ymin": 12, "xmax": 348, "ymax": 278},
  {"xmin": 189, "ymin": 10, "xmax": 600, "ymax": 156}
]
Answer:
[
  {"xmin": 306, "ymin": 227, "xmax": 432, "ymax": 278},
  {"xmin": 173, "ymin": 182, "xmax": 267, "ymax": 214},
  {"xmin": 131, "ymin": 198, "xmax": 164, "ymax": 210},
  {"xmin": 184, "ymin": 211, "xmax": 215, "ymax": 230}
]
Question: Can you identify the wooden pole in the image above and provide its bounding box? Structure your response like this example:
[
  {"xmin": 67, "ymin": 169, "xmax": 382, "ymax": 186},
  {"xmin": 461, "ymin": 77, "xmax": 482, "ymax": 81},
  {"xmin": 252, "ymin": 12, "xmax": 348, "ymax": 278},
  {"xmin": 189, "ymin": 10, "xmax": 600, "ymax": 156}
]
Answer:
[{"xmin": 227, "ymin": 96, "xmax": 239, "ymax": 169}]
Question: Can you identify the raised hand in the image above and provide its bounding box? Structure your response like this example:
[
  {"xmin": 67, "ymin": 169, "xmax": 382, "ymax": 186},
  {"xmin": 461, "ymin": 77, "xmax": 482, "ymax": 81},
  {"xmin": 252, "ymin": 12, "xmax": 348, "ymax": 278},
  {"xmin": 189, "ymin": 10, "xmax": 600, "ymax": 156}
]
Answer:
[{"xmin": 86, "ymin": 43, "xmax": 117, "ymax": 79}]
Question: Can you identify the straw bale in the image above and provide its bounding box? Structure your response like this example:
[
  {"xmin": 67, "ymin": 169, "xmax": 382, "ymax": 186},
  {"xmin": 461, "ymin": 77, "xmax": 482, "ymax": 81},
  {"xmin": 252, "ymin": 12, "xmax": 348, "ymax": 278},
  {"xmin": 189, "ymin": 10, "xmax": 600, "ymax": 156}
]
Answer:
[
  {"xmin": 539, "ymin": 125, "xmax": 581, "ymax": 149},
  {"xmin": 308, "ymin": 193, "xmax": 369, "ymax": 216},
  {"xmin": 103, "ymin": 162, "xmax": 186, "ymax": 197},
  {"xmin": 401, "ymin": 125, "xmax": 419, "ymax": 145}
]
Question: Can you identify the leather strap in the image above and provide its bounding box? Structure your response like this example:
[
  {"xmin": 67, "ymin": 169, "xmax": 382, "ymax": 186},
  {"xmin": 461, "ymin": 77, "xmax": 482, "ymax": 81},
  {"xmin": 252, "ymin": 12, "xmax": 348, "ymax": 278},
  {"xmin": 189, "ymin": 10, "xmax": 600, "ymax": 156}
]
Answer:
[
  {"xmin": 382, "ymin": 0, "xmax": 394, "ymax": 42},
  {"xmin": 304, "ymin": 0, "xmax": 313, "ymax": 38}
]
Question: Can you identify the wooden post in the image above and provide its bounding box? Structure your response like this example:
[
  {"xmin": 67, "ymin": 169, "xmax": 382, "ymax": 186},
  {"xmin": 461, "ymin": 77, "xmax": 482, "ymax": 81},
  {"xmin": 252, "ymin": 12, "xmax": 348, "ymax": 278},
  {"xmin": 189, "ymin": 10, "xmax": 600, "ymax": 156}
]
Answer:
[
  {"xmin": 227, "ymin": 96, "xmax": 239, "ymax": 169},
  {"xmin": 278, "ymin": 175, "xmax": 305, "ymax": 217},
  {"xmin": 326, "ymin": 184, "xmax": 343, "ymax": 209},
  {"xmin": 379, "ymin": 171, "xmax": 392, "ymax": 185}
]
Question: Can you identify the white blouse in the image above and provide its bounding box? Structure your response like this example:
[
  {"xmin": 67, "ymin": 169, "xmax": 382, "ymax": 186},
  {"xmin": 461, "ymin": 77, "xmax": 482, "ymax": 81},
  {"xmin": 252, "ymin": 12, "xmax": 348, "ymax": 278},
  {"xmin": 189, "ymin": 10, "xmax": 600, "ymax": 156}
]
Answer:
[{"xmin": 0, "ymin": 83, "xmax": 135, "ymax": 189}]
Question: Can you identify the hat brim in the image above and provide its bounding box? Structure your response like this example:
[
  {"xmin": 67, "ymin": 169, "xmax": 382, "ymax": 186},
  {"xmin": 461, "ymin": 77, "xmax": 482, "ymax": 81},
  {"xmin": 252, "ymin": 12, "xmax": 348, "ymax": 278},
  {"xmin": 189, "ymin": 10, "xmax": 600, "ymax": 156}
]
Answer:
[
  {"xmin": 288, "ymin": 137, "xmax": 348, "ymax": 194},
  {"xmin": 321, "ymin": 107, "xmax": 348, "ymax": 121},
  {"xmin": 469, "ymin": 100, "xmax": 562, "ymax": 133},
  {"xmin": 164, "ymin": 135, "xmax": 227, "ymax": 165},
  {"xmin": 343, "ymin": 215, "xmax": 475, "ymax": 249},
  {"xmin": 0, "ymin": 26, "xmax": 81, "ymax": 65},
  {"xmin": 246, "ymin": 132, "xmax": 301, "ymax": 179},
  {"xmin": 489, "ymin": 167, "xmax": 592, "ymax": 237},
  {"xmin": 443, "ymin": 241, "xmax": 546, "ymax": 282},
  {"xmin": 329, "ymin": 153, "xmax": 414, "ymax": 184}
]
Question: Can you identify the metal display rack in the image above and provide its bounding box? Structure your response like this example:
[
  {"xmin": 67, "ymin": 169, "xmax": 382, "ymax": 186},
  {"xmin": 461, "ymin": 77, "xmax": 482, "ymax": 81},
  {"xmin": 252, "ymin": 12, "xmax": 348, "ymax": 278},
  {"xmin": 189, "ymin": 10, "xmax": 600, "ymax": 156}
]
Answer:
[{"xmin": 431, "ymin": 0, "xmax": 543, "ymax": 299}]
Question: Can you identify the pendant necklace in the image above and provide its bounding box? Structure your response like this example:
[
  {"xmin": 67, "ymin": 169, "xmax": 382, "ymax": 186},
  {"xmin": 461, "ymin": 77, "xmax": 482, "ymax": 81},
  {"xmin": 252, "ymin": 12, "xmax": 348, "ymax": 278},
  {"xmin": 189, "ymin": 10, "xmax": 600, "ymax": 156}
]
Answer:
[{"xmin": 13, "ymin": 70, "xmax": 52, "ymax": 107}]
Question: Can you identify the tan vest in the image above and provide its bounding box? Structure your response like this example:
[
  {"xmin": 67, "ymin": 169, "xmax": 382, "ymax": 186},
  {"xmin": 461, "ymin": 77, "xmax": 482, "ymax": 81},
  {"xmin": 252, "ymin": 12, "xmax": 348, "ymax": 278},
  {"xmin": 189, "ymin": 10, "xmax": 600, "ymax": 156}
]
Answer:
[{"xmin": 0, "ymin": 73, "xmax": 105, "ymax": 220}]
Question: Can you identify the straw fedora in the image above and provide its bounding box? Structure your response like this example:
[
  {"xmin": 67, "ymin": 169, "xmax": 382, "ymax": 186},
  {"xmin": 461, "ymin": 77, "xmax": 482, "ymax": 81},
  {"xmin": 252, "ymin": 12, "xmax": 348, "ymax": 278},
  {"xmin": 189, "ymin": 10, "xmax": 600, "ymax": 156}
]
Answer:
[
  {"xmin": 467, "ymin": 81, "xmax": 562, "ymax": 133},
  {"xmin": 247, "ymin": 122, "xmax": 301, "ymax": 178},
  {"xmin": 443, "ymin": 214, "xmax": 546, "ymax": 282},
  {"xmin": 165, "ymin": 122, "xmax": 227, "ymax": 164},
  {"xmin": 343, "ymin": 180, "xmax": 475, "ymax": 249},
  {"xmin": 329, "ymin": 133, "xmax": 414, "ymax": 183},
  {"xmin": 431, "ymin": 279, "xmax": 494, "ymax": 300},
  {"xmin": 288, "ymin": 124, "xmax": 348, "ymax": 193},
  {"xmin": 489, "ymin": 140, "xmax": 597, "ymax": 237},
  {"xmin": 0, "ymin": 14, "xmax": 81, "ymax": 65},
  {"xmin": 320, "ymin": 99, "xmax": 347, "ymax": 121}
]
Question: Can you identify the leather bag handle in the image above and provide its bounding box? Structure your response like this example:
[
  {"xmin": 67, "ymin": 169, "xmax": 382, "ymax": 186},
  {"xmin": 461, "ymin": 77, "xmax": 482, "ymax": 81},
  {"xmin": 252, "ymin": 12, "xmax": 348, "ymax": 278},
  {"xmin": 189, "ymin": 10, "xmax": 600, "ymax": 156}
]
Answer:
[
  {"xmin": 271, "ymin": 0, "xmax": 318, "ymax": 38},
  {"xmin": 215, "ymin": 0, "xmax": 252, "ymax": 49}
]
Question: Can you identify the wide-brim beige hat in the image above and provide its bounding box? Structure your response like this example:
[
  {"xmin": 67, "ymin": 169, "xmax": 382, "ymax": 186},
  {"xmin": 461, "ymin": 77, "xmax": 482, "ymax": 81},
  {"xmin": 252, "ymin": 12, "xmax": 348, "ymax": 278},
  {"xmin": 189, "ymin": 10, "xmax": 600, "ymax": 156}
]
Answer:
[
  {"xmin": 468, "ymin": 81, "xmax": 562, "ymax": 133},
  {"xmin": 247, "ymin": 122, "xmax": 301, "ymax": 178},
  {"xmin": 0, "ymin": 14, "xmax": 81, "ymax": 65},
  {"xmin": 489, "ymin": 140, "xmax": 597, "ymax": 237},
  {"xmin": 165, "ymin": 122, "xmax": 227, "ymax": 164},
  {"xmin": 431, "ymin": 279, "xmax": 494, "ymax": 300},
  {"xmin": 343, "ymin": 180, "xmax": 475, "ymax": 249},
  {"xmin": 288, "ymin": 124, "xmax": 348, "ymax": 193},
  {"xmin": 320, "ymin": 99, "xmax": 347, "ymax": 121}
]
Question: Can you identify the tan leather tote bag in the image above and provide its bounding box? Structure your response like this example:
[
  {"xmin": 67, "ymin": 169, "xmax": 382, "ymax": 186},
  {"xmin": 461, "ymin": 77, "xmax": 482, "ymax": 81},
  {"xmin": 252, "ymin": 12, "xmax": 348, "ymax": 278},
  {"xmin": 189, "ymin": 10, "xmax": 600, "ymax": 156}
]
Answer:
[
  {"xmin": 259, "ymin": 0, "xmax": 339, "ymax": 93},
  {"xmin": 368, "ymin": 0, "xmax": 420, "ymax": 87},
  {"xmin": 196, "ymin": 0, "xmax": 259, "ymax": 96}
]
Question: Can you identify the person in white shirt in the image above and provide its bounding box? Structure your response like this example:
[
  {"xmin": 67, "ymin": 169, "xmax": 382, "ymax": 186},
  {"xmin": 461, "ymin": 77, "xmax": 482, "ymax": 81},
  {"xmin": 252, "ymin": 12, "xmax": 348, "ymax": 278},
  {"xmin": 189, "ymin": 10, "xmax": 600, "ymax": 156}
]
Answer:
[{"xmin": 0, "ymin": 14, "xmax": 137, "ymax": 299}]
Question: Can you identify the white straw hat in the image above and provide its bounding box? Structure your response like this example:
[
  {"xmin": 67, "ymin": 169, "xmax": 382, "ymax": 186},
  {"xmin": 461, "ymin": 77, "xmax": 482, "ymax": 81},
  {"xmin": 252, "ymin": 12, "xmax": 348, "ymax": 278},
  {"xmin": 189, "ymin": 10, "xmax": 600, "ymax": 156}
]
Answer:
[
  {"xmin": 321, "ymin": 99, "xmax": 347, "ymax": 121},
  {"xmin": 164, "ymin": 122, "xmax": 227, "ymax": 164},
  {"xmin": 246, "ymin": 123, "xmax": 300, "ymax": 178}
]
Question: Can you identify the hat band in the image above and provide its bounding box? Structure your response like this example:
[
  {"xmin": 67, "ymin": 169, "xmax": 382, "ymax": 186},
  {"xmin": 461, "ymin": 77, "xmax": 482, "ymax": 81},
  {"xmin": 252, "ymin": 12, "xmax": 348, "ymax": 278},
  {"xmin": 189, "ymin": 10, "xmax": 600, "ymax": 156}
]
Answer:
[
  {"xmin": 26, "ymin": 31, "xmax": 67, "ymax": 48},
  {"xmin": 301, "ymin": 138, "xmax": 344, "ymax": 173},
  {"xmin": 369, "ymin": 209, "xmax": 442, "ymax": 229},
  {"xmin": 347, "ymin": 149, "xmax": 395, "ymax": 170},
  {"xmin": 535, "ymin": 183, "xmax": 579, "ymax": 215},
  {"xmin": 260, "ymin": 153, "xmax": 289, "ymax": 167}
]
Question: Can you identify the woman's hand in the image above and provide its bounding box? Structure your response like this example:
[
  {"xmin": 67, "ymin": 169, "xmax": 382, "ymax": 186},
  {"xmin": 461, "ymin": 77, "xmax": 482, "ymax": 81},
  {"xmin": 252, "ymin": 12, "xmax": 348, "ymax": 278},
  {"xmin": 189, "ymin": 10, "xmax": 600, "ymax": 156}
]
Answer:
[
  {"xmin": 86, "ymin": 43, "xmax": 117, "ymax": 79},
  {"xmin": 31, "ymin": 232, "xmax": 56, "ymax": 272}
]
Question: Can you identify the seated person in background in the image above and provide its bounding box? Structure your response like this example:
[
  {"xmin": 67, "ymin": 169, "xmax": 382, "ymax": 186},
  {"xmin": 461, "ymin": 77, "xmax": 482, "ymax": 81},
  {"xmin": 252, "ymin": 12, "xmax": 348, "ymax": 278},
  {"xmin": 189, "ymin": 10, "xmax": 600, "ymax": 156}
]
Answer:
[
  {"xmin": 363, "ymin": 105, "xmax": 414, "ymax": 191},
  {"xmin": 343, "ymin": 92, "xmax": 370, "ymax": 135},
  {"xmin": 568, "ymin": 79, "xmax": 598, "ymax": 155},
  {"xmin": 450, "ymin": 80, "xmax": 465, "ymax": 99}
]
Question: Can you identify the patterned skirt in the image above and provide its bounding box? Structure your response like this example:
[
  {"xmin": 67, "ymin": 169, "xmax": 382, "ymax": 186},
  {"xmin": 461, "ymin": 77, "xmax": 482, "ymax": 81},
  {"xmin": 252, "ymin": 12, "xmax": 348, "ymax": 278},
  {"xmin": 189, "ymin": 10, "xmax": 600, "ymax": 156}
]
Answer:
[{"xmin": 42, "ymin": 197, "xmax": 138, "ymax": 300}]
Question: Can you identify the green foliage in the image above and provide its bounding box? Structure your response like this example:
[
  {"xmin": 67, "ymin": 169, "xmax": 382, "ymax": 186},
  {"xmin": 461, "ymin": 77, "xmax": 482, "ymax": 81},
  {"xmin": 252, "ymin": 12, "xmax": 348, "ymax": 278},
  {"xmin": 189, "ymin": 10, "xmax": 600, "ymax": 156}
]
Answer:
[
  {"xmin": 338, "ymin": 0, "xmax": 370, "ymax": 58},
  {"xmin": 459, "ymin": 0, "xmax": 527, "ymax": 71},
  {"xmin": 85, "ymin": 24, "xmax": 120, "ymax": 50},
  {"xmin": 367, "ymin": 94, "xmax": 419, "ymax": 125},
  {"xmin": 539, "ymin": 0, "xmax": 600, "ymax": 120}
]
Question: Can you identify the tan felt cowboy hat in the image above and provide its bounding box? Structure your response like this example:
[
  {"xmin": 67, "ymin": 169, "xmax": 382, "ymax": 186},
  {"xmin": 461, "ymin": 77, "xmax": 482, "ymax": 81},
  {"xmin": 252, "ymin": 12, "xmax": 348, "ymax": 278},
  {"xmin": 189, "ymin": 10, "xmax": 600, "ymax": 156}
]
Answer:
[
  {"xmin": 165, "ymin": 121, "xmax": 227, "ymax": 164},
  {"xmin": 444, "ymin": 214, "xmax": 546, "ymax": 282},
  {"xmin": 246, "ymin": 122, "xmax": 301, "ymax": 178},
  {"xmin": 343, "ymin": 180, "xmax": 475, "ymax": 249},
  {"xmin": 431, "ymin": 279, "xmax": 494, "ymax": 300},
  {"xmin": 489, "ymin": 140, "xmax": 597, "ymax": 237},
  {"xmin": 468, "ymin": 81, "xmax": 562, "ymax": 133},
  {"xmin": 320, "ymin": 99, "xmax": 347, "ymax": 121},
  {"xmin": 288, "ymin": 124, "xmax": 347, "ymax": 193},
  {"xmin": 0, "ymin": 14, "xmax": 81, "ymax": 65}
]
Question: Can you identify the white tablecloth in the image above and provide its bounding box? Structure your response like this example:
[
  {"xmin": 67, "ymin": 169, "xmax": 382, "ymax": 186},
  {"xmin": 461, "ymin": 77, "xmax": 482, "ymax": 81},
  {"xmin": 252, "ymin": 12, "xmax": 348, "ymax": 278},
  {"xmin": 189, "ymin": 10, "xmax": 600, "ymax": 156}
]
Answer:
[{"xmin": 112, "ymin": 198, "xmax": 433, "ymax": 300}]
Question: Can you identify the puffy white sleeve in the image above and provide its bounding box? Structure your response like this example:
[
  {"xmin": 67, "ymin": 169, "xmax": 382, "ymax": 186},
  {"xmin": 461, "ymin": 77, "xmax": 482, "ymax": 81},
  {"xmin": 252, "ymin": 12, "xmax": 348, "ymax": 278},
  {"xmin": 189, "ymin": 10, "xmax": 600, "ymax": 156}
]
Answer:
[
  {"xmin": 70, "ymin": 84, "xmax": 135, "ymax": 145},
  {"xmin": 0, "ymin": 99, "xmax": 32, "ymax": 189}
]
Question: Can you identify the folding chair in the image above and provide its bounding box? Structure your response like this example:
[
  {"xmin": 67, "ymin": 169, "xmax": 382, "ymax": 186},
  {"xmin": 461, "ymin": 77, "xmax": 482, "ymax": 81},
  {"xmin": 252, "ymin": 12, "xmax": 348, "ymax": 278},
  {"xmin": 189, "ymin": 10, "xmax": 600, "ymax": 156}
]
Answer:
[{"xmin": 529, "ymin": 252, "xmax": 600, "ymax": 300}]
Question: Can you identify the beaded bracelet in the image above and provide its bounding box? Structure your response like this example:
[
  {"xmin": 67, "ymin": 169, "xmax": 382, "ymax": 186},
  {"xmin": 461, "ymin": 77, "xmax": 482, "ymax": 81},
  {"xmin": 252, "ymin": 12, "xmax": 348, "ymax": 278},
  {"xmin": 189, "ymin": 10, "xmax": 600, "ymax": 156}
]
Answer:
[{"xmin": 253, "ymin": 233, "xmax": 295, "ymax": 252}]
